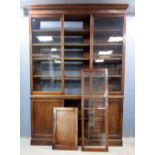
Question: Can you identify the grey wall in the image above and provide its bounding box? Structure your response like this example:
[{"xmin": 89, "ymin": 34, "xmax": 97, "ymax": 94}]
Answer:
[{"xmin": 20, "ymin": 11, "xmax": 135, "ymax": 137}]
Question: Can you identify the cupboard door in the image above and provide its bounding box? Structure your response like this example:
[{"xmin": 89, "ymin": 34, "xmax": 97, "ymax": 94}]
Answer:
[
  {"xmin": 30, "ymin": 16, "xmax": 63, "ymax": 94},
  {"xmin": 108, "ymin": 98, "xmax": 123, "ymax": 145},
  {"xmin": 31, "ymin": 99, "xmax": 63, "ymax": 145},
  {"xmin": 53, "ymin": 108, "xmax": 78, "ymax": 150}
]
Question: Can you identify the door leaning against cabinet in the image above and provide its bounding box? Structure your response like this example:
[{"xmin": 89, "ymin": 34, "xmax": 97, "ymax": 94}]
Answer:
[{"xmin": 53, "ymin": 108, "xmax": 78, "ymax": 150}]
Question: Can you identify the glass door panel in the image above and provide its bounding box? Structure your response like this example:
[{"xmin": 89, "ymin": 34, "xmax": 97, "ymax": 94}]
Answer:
[
  {"xmin": 82, "ymin": 69, "xmax": 108, "ymax": 151},
  {"xmin": 93, "ymin": 15, "xmax": 124, "ymax": 93},
  {"xmin": 31, "ymin": 17, "xmax": 62, "ymax": 92}
]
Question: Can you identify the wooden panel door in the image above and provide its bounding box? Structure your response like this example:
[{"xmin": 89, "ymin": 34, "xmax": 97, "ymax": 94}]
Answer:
[
  {"xmin": 31, "ymin": 98, "xmax": 63, "ymax": 145},
  {"xmin": 108, "ymin": 98, "xmax": 123, "ymax": 146},
  {"xmin": 53, "ymin": 108, "xmax": 78, "ymax": 150}
]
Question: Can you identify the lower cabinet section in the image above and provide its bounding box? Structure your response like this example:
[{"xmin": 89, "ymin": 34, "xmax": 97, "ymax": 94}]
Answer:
[
  {"xmin": 31, "ymin": 98, "xmax": 63, "ymax": 145},
  {"xmin": 30, "ymin": 98, "xmax": 123, "ymax": 146}
]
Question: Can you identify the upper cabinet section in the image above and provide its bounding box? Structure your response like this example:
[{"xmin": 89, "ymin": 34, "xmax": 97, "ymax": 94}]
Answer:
[
  {"xmin": 27, "ymin": 4, "xmax": 128, "ymax": 95},
  {"xmin": 31, "ymin": 16, "xmax": 63, "ymax": 94}
]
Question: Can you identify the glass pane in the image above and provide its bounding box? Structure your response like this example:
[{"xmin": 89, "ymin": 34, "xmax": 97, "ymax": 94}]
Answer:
[
  {"xmin": 93, "ymin": 16, "xmax": 123, "ymax": 92},
  {"xmin": 82, "ymin": 70, "xmax": 108, "ymax": 149},
  {"xmin": 83, "ymin": 71, "xmax": 107, "ymax": 96},
  {"xmin": 84, "ymin": 98, "xmax": 106, "ymax": 109},
  {"xmin": 33, "ymin": 60, "xmax": 61, "ymax": 92},
  {"xmin": 31, "ymin": 17, "xmax": 62, "ymax": 92},
  {"xmin": 84, "ymin": 109, "xmax": 106, "ymax": 146}
]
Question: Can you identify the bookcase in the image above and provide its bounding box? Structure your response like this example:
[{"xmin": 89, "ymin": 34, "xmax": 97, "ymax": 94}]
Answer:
[{"xmin": 26, "ymin": 4, "xmax": 128, "ymax": 146}]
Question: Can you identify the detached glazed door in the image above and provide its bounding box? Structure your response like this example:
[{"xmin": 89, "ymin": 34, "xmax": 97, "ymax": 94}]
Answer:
[
  {"xmin": 81, "ymin": 69, "xmax": 108, "ymax": 151},
  {"xmin": 30, "ymin": 15, "xmax": 63, "ymax": 95}
]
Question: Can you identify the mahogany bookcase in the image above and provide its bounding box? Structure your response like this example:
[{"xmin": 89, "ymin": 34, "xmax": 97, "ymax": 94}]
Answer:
[{"xmin": 25, "ymin": 4, "xmax": 128, "ymax": 146}]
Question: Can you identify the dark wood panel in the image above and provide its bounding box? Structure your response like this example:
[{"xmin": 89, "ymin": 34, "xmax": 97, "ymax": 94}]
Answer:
[
  {"xmin": 31, "ymin": 99, "xmax": 63, "ymax": 145},
  {"xmin": 53, "ymin": 108, "xmax": 78, "ymax": 150},
  {"xmin": 25, "ymin": 4, "xmax": 128, "ymax": 11},
  {"xmin": 108, "ymin": 98, "xmax": 123, "ymax": 138}
]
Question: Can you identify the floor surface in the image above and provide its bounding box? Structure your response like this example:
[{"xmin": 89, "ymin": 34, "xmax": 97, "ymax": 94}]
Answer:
[{"xmin": 20, "ymin": 138, "xmax": 134, "ymax": 155}]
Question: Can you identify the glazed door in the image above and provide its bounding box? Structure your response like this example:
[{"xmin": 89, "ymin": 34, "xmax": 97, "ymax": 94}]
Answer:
[
  {"xmin": 30, "ymin": 15, "xmax": 64, "ymax": 95},
  {"xmin": 81, "ymin": 69, "xmax": 108, "ymax": 151},
  {"xmin": 93, "ymin": 15, "xmax": 124, "ymax": 94}
]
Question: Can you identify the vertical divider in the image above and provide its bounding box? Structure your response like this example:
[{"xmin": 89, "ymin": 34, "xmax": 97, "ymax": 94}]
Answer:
[
  {"xmin": 29, "ymin": 16, "xmax": 33, "ymax": 93},
  {"xmin": 90, "ymin": 14, "xmax": 94, "ymax": 69},
  {"xmin": 61, "ymin": 14, "xmax": 65, "ymax": 95},
  {"xmin": 81, "ymin": 70, "xmax": 84, "ymax": 147},
  {"xmin": 121, "ymin": 15, "xmax": 126, "ymax": 94}
]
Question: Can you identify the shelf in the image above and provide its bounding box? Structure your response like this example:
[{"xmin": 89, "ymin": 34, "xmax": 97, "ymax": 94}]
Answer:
[
  {"xmin": 94, "ymin": 28, "xmax": 122, "ymax": 32},
  {"xmin": 64, "ymin": 74, "xmax": 121, "ymax": 78},
  {"xmin": 64, "ymin": 57, "xmax": 89, "ymax": 61},
  {"xmin": 93, "ymin": 54, "xmax": 122, "ymax": 57},
  {"xmin": 64, "ymin": 43, "xmax": 89, "ymax": 47},
  {"xmin": 108, "ymin": 75, "xmax": 122, "ymax": 78},
  {"xmin": 94, "ymin": 42, "xmax": 122, "ymax": 46},
  {"xmin": 32, "ymin": 29, "xmax": 60, "ymax": 35},
  {"xmin": 32, "ymin": 43, "xmax": 61, "ymax": 46},
  {"xmin": 65, "ymin": 75, "xmax": 81, "ymax": 78},
  {"xmin": 32, "ymin": 54, "xmax": 60, "ymax": 56},
  {"xmin": 94, "ymin": 57, "xmax": 122, "ymax": 61},
  {"xmin": 32, "ymin": 57, "xmax": 61, "ymax": 60},
  {"xmin": 33, "ymin": 29, "xmax": 60, "ymax": 32},
  {"xmin": 33, "ymin": 74, "xmax": 61, "ymax": 78}
]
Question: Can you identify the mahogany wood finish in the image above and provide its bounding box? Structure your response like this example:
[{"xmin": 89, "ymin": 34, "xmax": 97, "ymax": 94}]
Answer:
[
  {"xmin": 31, "ymin": 99, "xmax": 63, "ymax": 145},
  {"xmin": 26, "ymin": 4, "xmax": 128, "ymax": 147},
  {"xmin": 53, "ymin": 108, "xmax": 78, "ymax": 150}
]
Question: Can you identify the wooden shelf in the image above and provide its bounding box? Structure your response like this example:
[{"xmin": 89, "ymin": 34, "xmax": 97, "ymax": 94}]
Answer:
[
  {"xmin": 94, "ymin": 54, "xmax": 122, "ymax": 57},
  {"xmin": 64, "ymin": 43, "xmax": 89, "ymax": 47},
  {"xmin": 94, "ymin": 42, "xmax": 122, "ymax": 46},
  {"xmin": 32, "ymin": 43, "xmax": 61, "ymax": 46},
  {"xmin": 64, "ymin": 74, "xmax": 121, "ymax": 78},
  {"xmin": 65, "ymin": 75, "xmax": 81, "ymax": 78},
  {"xmin": 64, "ymin": 57, "xmax": 89, "ymax": 61},
  {"xmin": 32, "ymin": 57, "xmax": 61, "ymax": 60},
  {"xmin": 108, "ymin": 75, "xmax": 122, "ymax": 78},
  {"xmin": 94, "ymin": 28, "xmax": 122, "ymax": 33},
  {"xmin": 32, "ymin": 29, "xmax": 60, "ymax": 35},
  {"xmin": 94, "ymin": 57, "xmax": 122, "ymax": 61},
  {"xmin": 33, "ymin": 74, "xmax": 61, "ymax": 78}
]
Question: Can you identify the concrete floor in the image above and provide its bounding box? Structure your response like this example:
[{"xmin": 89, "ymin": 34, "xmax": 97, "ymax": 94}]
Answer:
[{"xmin": 20, "ymin": 138, "xmax": 134, "ymax": 155}]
